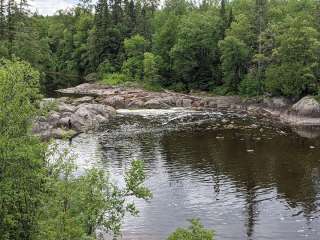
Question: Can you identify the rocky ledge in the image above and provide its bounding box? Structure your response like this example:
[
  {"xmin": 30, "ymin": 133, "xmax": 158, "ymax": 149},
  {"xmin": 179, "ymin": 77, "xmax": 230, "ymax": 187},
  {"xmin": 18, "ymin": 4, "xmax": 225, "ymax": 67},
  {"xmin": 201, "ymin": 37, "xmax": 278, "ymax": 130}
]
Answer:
[
  {"xmin": 34, "ymin": 83, "xmax": 320, "ymax": 139},
  {"xmin": 33, "ymin": 96, "xmax": 116, "ymax": 139}
]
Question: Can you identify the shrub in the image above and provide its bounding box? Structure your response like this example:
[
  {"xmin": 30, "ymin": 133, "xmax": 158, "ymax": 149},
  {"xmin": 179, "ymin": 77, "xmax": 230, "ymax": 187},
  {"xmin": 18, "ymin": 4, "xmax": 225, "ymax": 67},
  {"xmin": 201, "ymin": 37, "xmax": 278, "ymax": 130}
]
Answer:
[
  {"xmin": 101, "ymin": 73, "xmax": 127, "ymax": 85},
  {"xmin": 167, "ymin": 219, "xmax": 214, "ymax": 240},
  {"xmin": 239, "ymin": 73, "xmax": 261, "ymax": 97}
]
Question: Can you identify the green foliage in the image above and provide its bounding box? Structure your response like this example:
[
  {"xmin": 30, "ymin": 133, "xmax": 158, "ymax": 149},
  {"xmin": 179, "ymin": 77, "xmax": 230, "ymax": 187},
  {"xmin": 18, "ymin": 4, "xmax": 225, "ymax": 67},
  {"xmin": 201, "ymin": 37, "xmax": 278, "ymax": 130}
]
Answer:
[
  {"xmin": 219, "ymin": 36, "xmax": 249, "ymax": 93},
  {"xmin": 171, "ymin": 12, "xmax": 222, "ymax": 90},
  {"xmin": 143, "ymin": 52, "xmax": 160, "ymax": 83},
  {"xmin": 2, "ymin": 0, "xmax": 320, "ymax": 99},
  {"xmin": 0, "ymin": 59, "xmax": 45, "ymax": 240},
  {"xmin": 239, "ymin": 72, "xmax": 261, "ymax": 96},
  {"xmin": 265, "ymin": 17, "xmax": 320, "ymax": 97},
  {"xmin": 122, "ymin": 34, "xmax": 148, "ymax": 81},
  {"xmin": 101, "ymin": 72, "xmax": 127, "ymax": 85},
  {"xmin": 38, "ymin": 151, "xmax": 152, "ymax": 240},
  {"xmin": 167, "ymin": 219, "xmax": 215, "ymax": 240},
  {"xmin": 0, "ymin": 58, "xmax": 152, "ymax": 240}
]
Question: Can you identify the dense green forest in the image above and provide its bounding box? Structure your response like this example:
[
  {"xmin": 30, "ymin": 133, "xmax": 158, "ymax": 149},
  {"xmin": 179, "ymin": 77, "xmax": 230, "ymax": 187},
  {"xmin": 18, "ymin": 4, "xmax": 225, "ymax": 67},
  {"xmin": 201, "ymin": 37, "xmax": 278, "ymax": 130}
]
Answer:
[{"xmin": 1, "ymin": 0, "xmax": 320, "ymax": 98}]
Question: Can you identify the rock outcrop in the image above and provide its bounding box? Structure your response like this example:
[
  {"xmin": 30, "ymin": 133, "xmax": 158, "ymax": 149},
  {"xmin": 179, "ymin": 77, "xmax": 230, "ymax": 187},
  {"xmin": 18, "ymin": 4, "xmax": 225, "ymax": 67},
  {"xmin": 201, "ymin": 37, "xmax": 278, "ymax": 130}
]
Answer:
[
  {"xmin": 33, "ymin": 98, "xmax": 116, "ymax": 139},
  {"xmin": 35, "ymin": 84, "xmax": 320, "ymax": 139},
  {"xmin": 281, "ymin": 96, "xmax": 320, "ymax": 125}
]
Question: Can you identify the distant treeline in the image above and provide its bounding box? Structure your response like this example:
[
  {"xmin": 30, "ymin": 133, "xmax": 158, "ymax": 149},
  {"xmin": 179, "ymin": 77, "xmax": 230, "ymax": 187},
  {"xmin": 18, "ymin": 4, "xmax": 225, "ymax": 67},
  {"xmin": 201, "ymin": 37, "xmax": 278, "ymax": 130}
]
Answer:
[{"xmin": 1, "ymin": 0, "xmax": 320, "ymax": 98}]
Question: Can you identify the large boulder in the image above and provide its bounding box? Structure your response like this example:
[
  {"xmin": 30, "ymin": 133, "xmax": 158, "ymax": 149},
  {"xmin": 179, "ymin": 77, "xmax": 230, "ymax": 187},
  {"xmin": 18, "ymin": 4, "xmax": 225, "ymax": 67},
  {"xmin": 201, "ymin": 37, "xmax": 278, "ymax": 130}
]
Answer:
[
  {"xmin": 291, "ymin": 96, "xmax": 320, "ymax": 117},
  {"xmin": 70, "ymin": 103, "xmax": 116, "ymax": 130}
]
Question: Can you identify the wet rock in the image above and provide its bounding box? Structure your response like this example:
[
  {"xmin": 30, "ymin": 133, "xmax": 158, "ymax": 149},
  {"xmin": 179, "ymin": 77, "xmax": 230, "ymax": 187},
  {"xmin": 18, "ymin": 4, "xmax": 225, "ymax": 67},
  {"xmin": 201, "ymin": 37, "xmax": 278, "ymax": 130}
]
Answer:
[
  {"xmin": 292, "ymin": 126, "xmax": 320, "ymax": 139},
  {"xmin": 225, "ymin": 124, "xmax": 235, "ymax": 129}
]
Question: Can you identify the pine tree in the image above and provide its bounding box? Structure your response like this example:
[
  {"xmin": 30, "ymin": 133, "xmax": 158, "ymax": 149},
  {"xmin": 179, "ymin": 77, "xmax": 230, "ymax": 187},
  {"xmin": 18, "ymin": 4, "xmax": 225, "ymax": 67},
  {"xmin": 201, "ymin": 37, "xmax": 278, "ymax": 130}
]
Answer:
[
  {"xmin": 219, "ymin": 0, "xmax": 228, "ymax": 39},
  {"xmin": 111, "ymin": 0, "xmax": 123, "ymax": 25},
  {"xmin": 123, "ymin": 0, "xmax": 136, "ymax": 36},
  {"xmin": 7, "ymin": 0, "xmax": 15, "ymax": 54},
  {"xmin": 94, "ymin": 0, "xmax": 110, "ymax": 65},
  {"xmin": 254, "ymin": 0, "xmax": 268, "ymax": 93},
  {"xmin": 0, "ymin": 0, "xmax": 6, "ymax": 40}
]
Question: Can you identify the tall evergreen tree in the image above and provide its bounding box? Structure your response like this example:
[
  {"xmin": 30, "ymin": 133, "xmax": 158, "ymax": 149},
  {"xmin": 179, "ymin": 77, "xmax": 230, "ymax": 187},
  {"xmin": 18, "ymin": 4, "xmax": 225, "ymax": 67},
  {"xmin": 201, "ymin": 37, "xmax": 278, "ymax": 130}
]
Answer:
[
  {"xmin": 0, "ymin": 0, "xmax": 6, "ymax": 40},
  {"xmin": 254, "ymin": 0, "xmax": 268, "ymax": 93}
]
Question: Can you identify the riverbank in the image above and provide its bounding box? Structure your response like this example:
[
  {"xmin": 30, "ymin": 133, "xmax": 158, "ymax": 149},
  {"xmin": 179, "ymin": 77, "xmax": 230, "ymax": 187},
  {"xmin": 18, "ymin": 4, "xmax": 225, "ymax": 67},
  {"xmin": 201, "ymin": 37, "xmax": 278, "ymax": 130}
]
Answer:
[{"xmin": 33, "ymin": 83, "xmax": 320, "ymax": 139}]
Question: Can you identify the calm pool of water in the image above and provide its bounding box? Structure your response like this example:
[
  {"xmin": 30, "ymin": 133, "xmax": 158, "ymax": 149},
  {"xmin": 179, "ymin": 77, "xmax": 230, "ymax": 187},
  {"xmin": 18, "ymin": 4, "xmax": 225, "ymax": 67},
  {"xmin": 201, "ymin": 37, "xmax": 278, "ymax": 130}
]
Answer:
[{"xmin": 62, "ymin": 108, "xmax": 320, "ymax": 240}]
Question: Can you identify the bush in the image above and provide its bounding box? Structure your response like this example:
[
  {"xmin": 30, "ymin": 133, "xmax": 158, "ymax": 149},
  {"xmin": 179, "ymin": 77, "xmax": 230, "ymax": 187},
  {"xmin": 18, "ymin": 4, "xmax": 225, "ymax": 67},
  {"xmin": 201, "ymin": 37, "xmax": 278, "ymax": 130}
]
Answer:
[
  {"xmin": 169, "ymin": 82, "xmax": 188, "ymax": 92},
  {"xmin": 167, "ymin": 219, "xmax": 214, "ymax": 240},
  {"xmin": 143, "ymin": 52, "xmax": 160, "ymax": 83},
  {"xmin": 239, "ymin": 73, "xmax": 261, "ymax": 97},
  {"xmin": 101, "ymin": 73, "xmax": 127, "ymax": 85},
  {"xmin": 212, "ymin": 85, "xmax": 230, "ymax": 95},
  {"xmin": 265, "ymin": 63, "xmax": 317, "ymax": 98},
  {"xmin": 97, "ymin": 61, "xmax": 116, "ymax": 80}
]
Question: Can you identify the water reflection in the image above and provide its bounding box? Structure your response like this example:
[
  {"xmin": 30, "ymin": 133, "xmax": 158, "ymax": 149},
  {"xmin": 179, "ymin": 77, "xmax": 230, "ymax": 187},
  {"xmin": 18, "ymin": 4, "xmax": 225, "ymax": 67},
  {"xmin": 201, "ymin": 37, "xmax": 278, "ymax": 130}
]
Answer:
[{"xmin": 67, "ymin": 109, "xmax": 320, "ymax": 239}]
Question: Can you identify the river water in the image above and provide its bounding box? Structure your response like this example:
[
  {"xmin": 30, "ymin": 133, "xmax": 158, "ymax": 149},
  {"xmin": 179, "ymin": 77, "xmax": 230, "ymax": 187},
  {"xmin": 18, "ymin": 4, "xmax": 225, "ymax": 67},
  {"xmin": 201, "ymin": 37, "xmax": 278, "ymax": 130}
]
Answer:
[{"xmin": 60, "ymin": 108, "xmax": 320, "ymax": 240}]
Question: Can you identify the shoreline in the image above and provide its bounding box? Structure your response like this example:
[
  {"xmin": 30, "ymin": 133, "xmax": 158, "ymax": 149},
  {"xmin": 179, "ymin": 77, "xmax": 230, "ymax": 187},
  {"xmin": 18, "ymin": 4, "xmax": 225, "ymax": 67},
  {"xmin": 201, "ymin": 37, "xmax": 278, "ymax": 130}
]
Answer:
[{"xmin": 33, "ymin": 83, "xmax": 320, "ymax": 139}]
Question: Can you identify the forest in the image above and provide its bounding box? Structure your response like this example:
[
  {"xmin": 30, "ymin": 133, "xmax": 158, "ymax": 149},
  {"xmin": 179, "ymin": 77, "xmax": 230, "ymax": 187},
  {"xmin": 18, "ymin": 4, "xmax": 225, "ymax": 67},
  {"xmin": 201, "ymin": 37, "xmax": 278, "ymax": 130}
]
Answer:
[
  {"xmin": 1, "ymin": 0, "xmax": 320, "ymax": 98},
  {"xmin": 1, "ymin": 0, "xmax": 320, "ymax": 240}
]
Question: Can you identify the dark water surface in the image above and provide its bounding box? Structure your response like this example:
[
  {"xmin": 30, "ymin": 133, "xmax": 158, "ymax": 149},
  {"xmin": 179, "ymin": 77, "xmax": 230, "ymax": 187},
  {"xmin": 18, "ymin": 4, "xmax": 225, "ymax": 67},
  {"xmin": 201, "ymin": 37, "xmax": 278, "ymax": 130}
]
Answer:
[{"xmin": 64, "ymin": 108, "xmax": 320, "ymax": 240}]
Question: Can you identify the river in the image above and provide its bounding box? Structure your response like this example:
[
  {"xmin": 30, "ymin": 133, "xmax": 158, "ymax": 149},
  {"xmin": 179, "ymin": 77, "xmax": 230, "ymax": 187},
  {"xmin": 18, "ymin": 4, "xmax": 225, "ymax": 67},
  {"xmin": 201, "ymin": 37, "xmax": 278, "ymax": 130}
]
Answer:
[{"xmin": 57, "ymin": 108, "xmax": 320, "ymax": 240}]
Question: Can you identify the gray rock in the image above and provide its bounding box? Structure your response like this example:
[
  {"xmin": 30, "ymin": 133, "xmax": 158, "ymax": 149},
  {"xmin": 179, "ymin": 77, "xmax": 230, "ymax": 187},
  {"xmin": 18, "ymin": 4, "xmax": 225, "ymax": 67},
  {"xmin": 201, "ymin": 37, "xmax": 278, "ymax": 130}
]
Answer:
[
  {"xmin": 58, "ymin": 103, "xmax": 76, "ymax": 113},
  {"xmin": 144, "ymin": 99, "xmax": 170, "ymax": 109},
  {"xmin": 182, "ymin": 99, "xmax": 192, "ymax": 107},
  {"xmin": 47, "ymin": 111, "xmax": 61, "ymax": 127},
  {"xmin": 102, "ymin": 96, "xmax": 125, "ymax": 108},
  {"xmin": 175, "ymin": 98, "xmax": 184, "ymax": 107},
  {"xmin": 73, "ymin": 96, "xmax": 94, "ymax": 105},
  {"xmin": 263, "ymin": 97, "xmax": 290, "ymax": 109},
  {"xmin": 162, "ymin": 96, "xmax": 176, "ymax": 106},
  {"xmin": 128, "ymin": 99, "xmax": 145, "ymax": 109},
  {"xmin": 291, "ymin": 96, "xmax": 320, "ymax": 117},
  {"xmin": 71, "ymin": 103, "xmax": 115, "ymax": 130}
]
